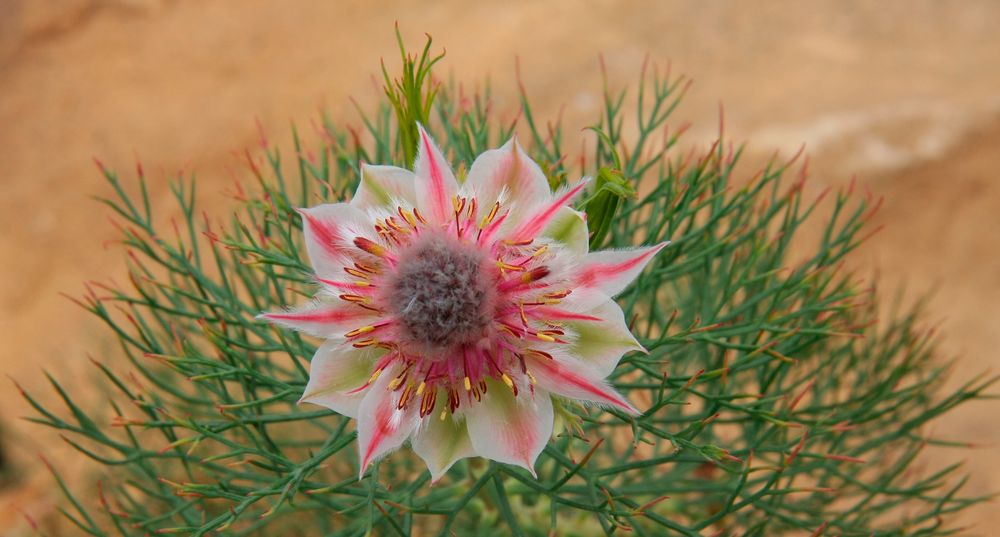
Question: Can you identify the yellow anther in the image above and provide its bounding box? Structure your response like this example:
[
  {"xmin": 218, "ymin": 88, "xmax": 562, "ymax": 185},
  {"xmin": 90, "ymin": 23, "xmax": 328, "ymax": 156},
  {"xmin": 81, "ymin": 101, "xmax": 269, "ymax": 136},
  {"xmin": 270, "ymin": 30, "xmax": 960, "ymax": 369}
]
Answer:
[
  {"xmin": 496, "ymin": 260, "xmax": 526, "ymax": 272},
  {"xmin": 526, "ymin": 371, "xmax": 537, "ymax": 384},
  {"xmin": 416, "ymin": 382, "xmax": 426, "ymax": 396},
  {"xmin": 344, "ymin": 267, "xmax": 369, "ymax": 279},
  {"xmin": 339, "ymin": 294, "xmax": 371, "ymax": 304},
  {"xmin": 413, "ymin": 207, "xmax": 428, "ymax": 224},
  {"xmin": 535, "ymin": 332, "xmax": 556, "ymax": 343},
  {"xmin": 480, "ymin": 201, "xmax": 500, "ymax": 229},
  {"xmin": 388, "ymin": 376, "xmax": 404, "ymax": 390},
  {"xmin": 352, "ymin": 338, "xmax": 378, "ymax": 348},
  {"xmin": 345, "ymin": 325, "xmax": 375, "ymax": 338},
  {"xmin": 368, "ymin": 368, "xmax": 383, "ymax": 384},
  {"xmin": 439, "ymin": 410, "xmax": 448, "ymax": 421},
  {"xmin": 386, "ymin": 217, "xmax": 404, "ymax": 231},
  {"xmin": 464, "ymin": 377, "xmax": 472, "ymax": 391},
  {"xmin": 354, "ymin": 237, "xmax": 387, "ymax": 258},
  {"xmin": 501, "ymin": 373, "xmax": 514, "ymax": 389},
  {"xmin": 532, "ymin": 245, "xmax": 549, "ymax": 257},
  {"xmin": 398, "ymin": 207, "xmax": 417, "ymax": 227}
]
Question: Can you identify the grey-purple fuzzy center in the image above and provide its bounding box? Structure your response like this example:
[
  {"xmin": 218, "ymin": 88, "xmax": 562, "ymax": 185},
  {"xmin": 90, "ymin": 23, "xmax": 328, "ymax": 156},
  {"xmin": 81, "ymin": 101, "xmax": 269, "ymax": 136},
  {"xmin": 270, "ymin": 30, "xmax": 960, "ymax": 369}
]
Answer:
[{"xmin": 387, "ymin": 235, "xmax": 493, "ymax": 349}]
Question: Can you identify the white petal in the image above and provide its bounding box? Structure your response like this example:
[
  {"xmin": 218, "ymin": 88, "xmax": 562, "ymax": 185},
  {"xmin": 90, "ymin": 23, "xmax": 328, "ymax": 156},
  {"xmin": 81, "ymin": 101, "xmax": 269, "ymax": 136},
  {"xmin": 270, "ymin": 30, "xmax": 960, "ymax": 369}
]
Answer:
[
  {"xmin": 540, "ymin": 206, "xmax": 589, "ymax": 254},
  {"xmin": 565, "ymin": 242, "xmax": 668, "ymax": 310},
  {"xmin": 565, "ymin": 299, "xmax": 644, "ymax": 377},
  {"xmin": 413, "ymin": 125, "xmax": 459, "ymax": 224},
  {"xmin": 351, "ymin": 164, "xmax": 418, "ymax": 209},
  {"xmin": 298, "ymin": 203, "xmax": 374, "ymax": 279},
  {"xmin": 505, "ymin": 180, "xmax": 589, "ymax": 244},
  {"xmin": 464, "ymin": 138, "xmax": 552, "ymax": 222},
  {"xmin": 258, "ymin": 302, "xmax": 376, "ymax": 339},
  {"xmin": 299, "ymin": 340, "xmax": 384, "ymax": 419},
  {"xmin": 411, "ymin": 408, "xmax": 475, "ymax": 483},
  {"xmin": 525, "ymin": 351, "xmax": 638, "ymax": 415},
  {"xmin": 463, "ymin": 379, "xmax": 553, "ymax": 476},
  {"xmin": 356, "ymin": 368, "xmax": 420, "ymax": 478}
]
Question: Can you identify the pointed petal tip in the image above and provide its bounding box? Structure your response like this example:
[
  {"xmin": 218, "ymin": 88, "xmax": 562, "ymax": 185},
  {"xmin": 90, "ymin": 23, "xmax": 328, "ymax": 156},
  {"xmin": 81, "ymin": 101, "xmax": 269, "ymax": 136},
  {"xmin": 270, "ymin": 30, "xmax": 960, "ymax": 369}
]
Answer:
[
  {"xmin": 358, "ymin": 452, "xmax": 375, "ymax": 481},
  {"xmin": 621, "ymin": 399, "xmax": 642, "ymax": 417}
]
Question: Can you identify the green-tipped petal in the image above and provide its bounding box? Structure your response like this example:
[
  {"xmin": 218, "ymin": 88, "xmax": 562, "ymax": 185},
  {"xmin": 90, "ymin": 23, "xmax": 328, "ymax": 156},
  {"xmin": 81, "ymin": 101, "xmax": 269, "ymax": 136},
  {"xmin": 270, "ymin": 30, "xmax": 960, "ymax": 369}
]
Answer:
[
  {"xmin": 357, "ymin": 369, "xmax": 420, "ymax": 478},
  {"xmin": 352, "ymin": 163, "xmax": 417, "ymax": 209},
  {"xmin": 540, "ymin": 206, "xmax": 589, "ymax": 254},
  {"xmin": 411, "ymin": 408, "xmax": 475, "ymax": 483},
  {"xmin": 565, "ymin": 299, "xmax": 645, "ymax": 377},
  {"xmin": 299, "ymin": 341, "xmax": 384, "ymax": 419},
  {"xmin": 463, "ymin": 378, "xmax": 553, "ymax": 476}
]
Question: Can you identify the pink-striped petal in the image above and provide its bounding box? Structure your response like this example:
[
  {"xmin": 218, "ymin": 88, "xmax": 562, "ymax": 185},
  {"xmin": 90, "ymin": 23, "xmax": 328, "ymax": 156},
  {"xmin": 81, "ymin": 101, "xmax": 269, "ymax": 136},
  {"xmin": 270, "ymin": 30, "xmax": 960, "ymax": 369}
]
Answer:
[
  {"xmin": 567, "ymin": 242, "xmax": 669, "ymax": 310},
  {"xmin": 357, "ymin": 369, "xmax": 420, "ymax": 478},
  {"xmin": 465, "ymin": 137, "xmax": 552, "ymax": 221},
  {"xmin": 413, "ymin": 125, "xmax": 459, "ymax": 224},
  {"xmin": 351, "ymin": 163, "xmax": 417, "ymax": 209},
  {"xmin": 299, "ymin": 340, "xmax": 384, "ymax": 419},
  {"xmin": 411, "ymin": 408, "xmax": 475, "ymax": 483},
  {"xmin": 506, "ymin": 179, "xmax": 589, "ymax": 244},
  {"xmin": 258, "ymin": 302, "xmax": 375, "ymax": 339},
  {"xmin": 298, "ymin": 203, "xmax": 373, "ymax": 279},
  {"xmin": 463, "ymin": 378, "xmax": 553, "ymax": 476},
  {"xmin": 526, "ymin": 352, "xmax": 638, "ymax": 415}
]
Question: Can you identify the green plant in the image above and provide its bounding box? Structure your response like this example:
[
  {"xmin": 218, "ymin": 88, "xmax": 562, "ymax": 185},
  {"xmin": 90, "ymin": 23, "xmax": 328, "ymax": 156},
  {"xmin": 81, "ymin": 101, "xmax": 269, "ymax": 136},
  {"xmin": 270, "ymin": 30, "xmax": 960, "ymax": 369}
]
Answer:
[{"xmin": 21, "ymin": 34, "xmax": 993, "ymax": 536}]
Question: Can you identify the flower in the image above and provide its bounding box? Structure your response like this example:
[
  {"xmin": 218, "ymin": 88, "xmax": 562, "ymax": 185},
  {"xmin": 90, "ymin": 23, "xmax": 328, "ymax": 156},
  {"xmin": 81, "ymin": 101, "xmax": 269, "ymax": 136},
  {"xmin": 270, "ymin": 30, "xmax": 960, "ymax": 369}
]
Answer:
[{"xmin": 261, "ymin": 126, "xmax": 667, "ymax": 480}]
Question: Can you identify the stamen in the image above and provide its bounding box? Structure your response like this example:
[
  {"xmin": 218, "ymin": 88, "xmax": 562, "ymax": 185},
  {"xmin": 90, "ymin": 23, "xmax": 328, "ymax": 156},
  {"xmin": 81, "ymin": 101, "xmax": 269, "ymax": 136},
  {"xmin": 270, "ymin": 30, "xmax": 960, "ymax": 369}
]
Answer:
[
  {"xmin": 452, "ymin": 196, "xmax": 466, "ymax": 215},
  {"xmin": 353, "ymin": 338, "xmax": 379, "ymax": 348},
  {"xmin": 501, "ymin": 373, "xmax": 514, "ymax": 389},
  {"xmin": 420, "ymin": 386, "xmax": 437, "ymax": 417},
  {"xmin": 480, "ymin": 201, "xmax": 501, "ymax": 229},
  {"xmin": 397, "ymin": 383, "xmax": 414, "ymax": 409},
  {"xmin": 496, "ymin": 260, "xmax": 526, "ymax": 272},
  {"xmin": 354, "ymin": 237, "xmax": 389, "ymax": 258},
  {"xmin": 398, "ymin": 206, "xmax": 418, "ymax": 228},
  {"xmin": 525, "ymin": 349, "xmax": 553, "ymax": 360},
  {"xmin": 413, "ymin": 207, "xmax": 428, "ymax": 225},
  {"xmin": 344, "ymin": 267, "xmax": 370, "ymax": 279},
  {"xmin": 386, "ymin": 217, "xmax": 408, "ymax": 233},
  {"xmin": 345, "ymin": 325, "xmax": 375, "ymax": 338},
  {"xmin": 521, "ymin": 266, "xmax": 550, "ymax": 284}
]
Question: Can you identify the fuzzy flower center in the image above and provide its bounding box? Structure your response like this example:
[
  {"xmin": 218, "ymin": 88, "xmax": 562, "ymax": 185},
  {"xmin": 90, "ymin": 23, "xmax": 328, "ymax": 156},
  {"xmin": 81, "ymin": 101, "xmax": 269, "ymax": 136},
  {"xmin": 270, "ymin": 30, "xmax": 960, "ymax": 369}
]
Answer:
[{"xmin": 386, "ymin": 234, "xmax": 494, "ymax": 349}]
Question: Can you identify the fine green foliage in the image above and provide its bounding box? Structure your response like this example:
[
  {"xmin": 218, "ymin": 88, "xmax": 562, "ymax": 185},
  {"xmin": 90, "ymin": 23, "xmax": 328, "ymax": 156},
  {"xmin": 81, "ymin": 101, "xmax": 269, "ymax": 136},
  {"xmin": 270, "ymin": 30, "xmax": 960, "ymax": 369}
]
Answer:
[{"xmin": 23, "ymin": 37, "xmax": 994, "ymax": 536}]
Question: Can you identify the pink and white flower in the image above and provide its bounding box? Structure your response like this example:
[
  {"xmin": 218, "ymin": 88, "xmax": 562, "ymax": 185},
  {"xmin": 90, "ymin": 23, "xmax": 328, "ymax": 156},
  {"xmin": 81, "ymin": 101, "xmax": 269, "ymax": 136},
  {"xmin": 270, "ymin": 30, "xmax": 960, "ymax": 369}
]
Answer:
[{"xmin": 262, "ymin": 127, "xmax": 666, "ymax": 480}]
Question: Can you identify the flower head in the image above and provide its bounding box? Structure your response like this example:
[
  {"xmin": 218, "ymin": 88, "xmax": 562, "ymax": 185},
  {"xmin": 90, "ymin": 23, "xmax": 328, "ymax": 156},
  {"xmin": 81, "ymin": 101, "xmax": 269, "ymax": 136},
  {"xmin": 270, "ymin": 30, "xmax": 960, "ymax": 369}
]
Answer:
[{"xmin": 262, "ymin": 126, "xmax": 666, "ymax": 480}]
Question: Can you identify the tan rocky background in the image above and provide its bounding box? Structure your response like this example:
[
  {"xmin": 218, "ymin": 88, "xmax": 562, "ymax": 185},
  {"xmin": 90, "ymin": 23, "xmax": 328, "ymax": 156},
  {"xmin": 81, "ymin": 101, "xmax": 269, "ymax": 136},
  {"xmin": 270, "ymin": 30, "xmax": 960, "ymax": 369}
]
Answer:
[{"xmin": 1, "ymin": 0, "xmax": 998, "ymax": 534}]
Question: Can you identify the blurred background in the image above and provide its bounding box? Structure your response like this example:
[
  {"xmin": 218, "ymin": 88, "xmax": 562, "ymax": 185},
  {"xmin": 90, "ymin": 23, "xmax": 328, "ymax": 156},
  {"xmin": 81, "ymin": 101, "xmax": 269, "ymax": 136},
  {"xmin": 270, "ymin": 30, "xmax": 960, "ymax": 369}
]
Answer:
[{"xmin": 1, "ymin": 0, "xmax": 998, "ymax": 533}]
